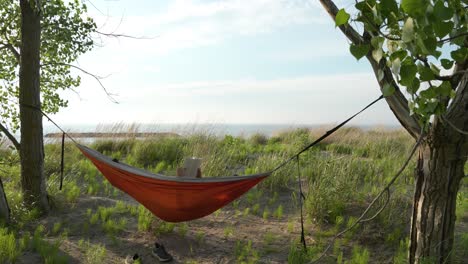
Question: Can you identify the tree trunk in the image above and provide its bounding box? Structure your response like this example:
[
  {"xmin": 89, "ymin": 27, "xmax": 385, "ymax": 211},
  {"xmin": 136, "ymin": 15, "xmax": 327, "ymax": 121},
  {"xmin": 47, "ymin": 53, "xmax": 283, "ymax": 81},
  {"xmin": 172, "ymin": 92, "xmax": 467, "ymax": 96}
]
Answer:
[
  {"xmin": 19, "ymin": 0, "xmax": 49, "ymax": 213},
  {"xmin": 409, "ymin": 121, "xmax": 467, "ymax": 263},
  {"xmin": 0, "ymin": 177, "xmax": 10, "ymax": 224}
]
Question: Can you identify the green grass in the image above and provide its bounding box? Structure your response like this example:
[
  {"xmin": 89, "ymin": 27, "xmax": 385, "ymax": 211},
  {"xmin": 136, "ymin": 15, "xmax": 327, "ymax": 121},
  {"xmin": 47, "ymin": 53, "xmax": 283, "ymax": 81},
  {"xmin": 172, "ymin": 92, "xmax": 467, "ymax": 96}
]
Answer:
[
  {"xmin": 234, "ymin": 240, "xmax": 259, "ymax": 264},
  {"xmin": 0, "ymin": 227, "xmax": 20, "ymax": 263},
  {"xmin": 1, "ymin": 127, "xmax": 466, "ymax": 262},
  {"xmin": 78, "ymin": 240, "xmax": 107, "ymax": 264}
]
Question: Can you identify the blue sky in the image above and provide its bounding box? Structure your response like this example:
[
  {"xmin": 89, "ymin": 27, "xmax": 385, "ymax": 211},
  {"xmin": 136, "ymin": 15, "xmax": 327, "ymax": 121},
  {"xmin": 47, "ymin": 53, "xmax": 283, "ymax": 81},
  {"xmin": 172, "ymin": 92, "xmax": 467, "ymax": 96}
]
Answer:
[{"xmin": 52, "ymin": 0, "xmax": 399, "ymax": 126}]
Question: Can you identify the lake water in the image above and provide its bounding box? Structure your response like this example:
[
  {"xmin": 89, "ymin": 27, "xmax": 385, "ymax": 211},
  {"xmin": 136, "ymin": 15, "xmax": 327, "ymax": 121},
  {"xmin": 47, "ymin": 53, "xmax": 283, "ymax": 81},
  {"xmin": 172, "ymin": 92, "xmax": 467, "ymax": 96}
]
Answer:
[
  {"xmin": 2, "ymin": 123, "xmax": 400, "ymax": 147},
  {"xmin": 42, "ymin": 123, "xmax": 400, "ymax": 137}
]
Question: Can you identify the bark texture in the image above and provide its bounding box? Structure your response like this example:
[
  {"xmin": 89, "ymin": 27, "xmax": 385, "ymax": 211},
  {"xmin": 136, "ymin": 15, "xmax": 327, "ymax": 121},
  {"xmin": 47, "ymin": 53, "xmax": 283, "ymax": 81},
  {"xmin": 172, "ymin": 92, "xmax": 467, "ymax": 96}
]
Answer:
[
  {"xmin": 410, "ymin": 124, "xmax": 467, "ymax": 263},
  {"xmin": 19, "ymin": 0, "xmax": 49, "ymax": 213},
  {"xmin": 0, "ymin": 177, "xmax": 10, "ymax": 223}
]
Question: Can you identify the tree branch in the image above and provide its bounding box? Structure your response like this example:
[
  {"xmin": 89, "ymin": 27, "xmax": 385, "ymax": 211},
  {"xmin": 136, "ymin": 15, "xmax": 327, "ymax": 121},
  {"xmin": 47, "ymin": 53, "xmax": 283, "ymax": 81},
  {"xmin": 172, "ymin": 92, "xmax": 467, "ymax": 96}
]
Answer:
[
  {"xmin": 0, "ymin": 43, "xmax": 20, "ymax": 62},
  {"xmin": 447, "ymin": 71, "xmax": 468, "ymax": 129},
  {"xmin": 319, "ymin": 0, "xmax": 364, "ymax": 45},
  {"xmin": 41, "ymin": 62, "xmax": 119, "ymax": 103},
  {"xmin": 318, "ymin": 0, "xmax": 421, "ymax": 138},
  {"xmin": 0, "ymin": 122, "xmax": 20, "ymax": 151},
  {"xmin": 96, "ymin": 30, "xmax": 155, "ymax": 40},
  {"xmin": 438, "ymin": 32, "xmax": 468, "ymax": 44}
]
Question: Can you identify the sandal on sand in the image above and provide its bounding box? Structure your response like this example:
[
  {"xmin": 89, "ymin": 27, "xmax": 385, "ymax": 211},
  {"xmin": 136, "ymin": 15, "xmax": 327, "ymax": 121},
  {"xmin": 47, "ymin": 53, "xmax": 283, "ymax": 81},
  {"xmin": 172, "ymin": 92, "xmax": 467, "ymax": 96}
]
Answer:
[{"xmin": 125, "ymin": 254, "xmax": 141, "ymax": 264}]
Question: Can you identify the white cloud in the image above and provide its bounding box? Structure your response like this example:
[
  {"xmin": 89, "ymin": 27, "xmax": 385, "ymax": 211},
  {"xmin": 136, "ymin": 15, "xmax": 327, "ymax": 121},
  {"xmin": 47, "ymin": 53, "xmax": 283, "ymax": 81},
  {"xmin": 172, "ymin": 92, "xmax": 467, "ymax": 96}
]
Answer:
[
  {"xmin": 90, "ymin": 0, "xmax": 328, "ymax": 56},
  {"xmin": 53, "ymin": 72, "xmax": 397, "ymax": 125}
]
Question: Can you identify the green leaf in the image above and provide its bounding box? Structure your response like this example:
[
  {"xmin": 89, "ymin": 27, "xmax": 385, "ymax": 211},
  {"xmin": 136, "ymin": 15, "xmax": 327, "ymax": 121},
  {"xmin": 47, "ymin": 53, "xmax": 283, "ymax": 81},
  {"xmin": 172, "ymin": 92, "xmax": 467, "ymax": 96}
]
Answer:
[
  {"xmin": 402, "ymin": 18, "xmax": 415, "ymax": 42},
  {"xmin": 419, "ymin": 66, "xmax": 435, "ymax": 81},
  {"xmin": 371, "ymin": 36, "xmax": 385, "ymax": 49},
  {"xmin": 349, "ymin": 44, "xmax": 370, "ymax": 60},
  {"xmin": 440, "ymin": 59, "xmax": 453, "ymax": 70},
  {"xmin": 408, "ymin": 78, "xmax": 421, "ymax": 94},
  {"xmin": 391, "ymin": 58, "xmax": 401, "ymax": 75},
  {"xmin": 423, "ymin": 37, "xmax": 437, "ymax": 54},
  {"xmin": 433, "ymin": 21, "xmax": 453, "ymax": 38},
  {"xmin": 380, "ymin": 0, "xmax": 398, "ymax": 15},
  {"xmin": 400, "ymin": 63, "xmax": 418, "ymax": 86},
  {"xmin": 451, "ymin": 48, "xmax": 467, "ymax": 63},
  {"xmin": 335, "ymin": 9, "xmax": 350, "ymax": 27},
  {"xmin": 382, "ymin": 83, "xmax": 395, "ymax": 96},
  {"xmin": 437, "ymin": 81, "xmax": 452, "ymax": 96},
  {"xmin": 372, "ymin": 48, "xmax": 383, "ymax": 62},
  {"xmin": 401, "ymin": 0, "xmax": 427, "ymax": 17},
  {"xmin": 390, "ymin": 50, "xmax": 408, "ymax": 62},
  {"xmin": 433, "ymin": 0, "xmax": 453, "ymax": 20},
  {"xmin": 420, "ymin": 87, "xmax": 437, "ymax": 98}
]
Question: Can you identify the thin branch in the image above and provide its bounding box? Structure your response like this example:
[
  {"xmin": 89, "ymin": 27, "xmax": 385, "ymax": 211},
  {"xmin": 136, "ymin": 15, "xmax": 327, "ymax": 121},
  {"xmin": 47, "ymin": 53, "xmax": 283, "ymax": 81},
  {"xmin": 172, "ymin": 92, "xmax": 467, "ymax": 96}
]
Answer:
[
  {"xmin": 41, "ymin": 62, "xmax": 118, "ymax": 104},
  {"xmin": 310, "ymin": 129, "xmax": 424, "ymax": 263},
  {"xmin": 0, "ymin": 43, "xmax": 20, "ymax": 62},
  {"xmin": 438, "ymin": 32, "xmax": 468, "ymax": 44},
  {"xmin": 353, "ymin": 0, "xmax": 401, "ymax": 41},
  {"xmin": 96, "ymin": 30, "xmax": 155, "ymax": 40},
  {"xmin": 319, "ymin": 0, "xmax": 364, "ymax": 45},
  {"xmin": 442, "ymin": 116, "xmax": 468, "ymax": 135},
  {"xmin": 0, "ymin": 122, "xmax": 20, "ymax": 150}
]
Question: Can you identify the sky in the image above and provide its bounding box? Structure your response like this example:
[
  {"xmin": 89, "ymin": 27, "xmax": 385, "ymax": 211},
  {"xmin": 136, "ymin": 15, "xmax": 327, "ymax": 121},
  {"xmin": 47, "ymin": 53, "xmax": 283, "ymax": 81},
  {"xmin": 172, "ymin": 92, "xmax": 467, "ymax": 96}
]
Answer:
[{"xmin": 50, "ymin": 0, "xmax": 401, "ymax": 127}]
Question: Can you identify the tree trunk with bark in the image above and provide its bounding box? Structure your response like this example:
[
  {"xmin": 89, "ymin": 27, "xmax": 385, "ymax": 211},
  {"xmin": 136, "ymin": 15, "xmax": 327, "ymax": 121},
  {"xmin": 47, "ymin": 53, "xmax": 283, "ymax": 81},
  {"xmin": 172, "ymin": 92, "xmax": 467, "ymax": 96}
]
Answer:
[
  {"xmin": 410, "ymin": 121, "xmax": 467, "ymax": 263},
  {"xmin": 19, "ymin": 0, "xmax": 49, "ymax": 213},
  {"xmin": 318, "ymin": 0, "xmax": 468, "ymax": 263},
  {"xmin": 0, "ymin": 177, "xmax": 10, "ymax": 224}
]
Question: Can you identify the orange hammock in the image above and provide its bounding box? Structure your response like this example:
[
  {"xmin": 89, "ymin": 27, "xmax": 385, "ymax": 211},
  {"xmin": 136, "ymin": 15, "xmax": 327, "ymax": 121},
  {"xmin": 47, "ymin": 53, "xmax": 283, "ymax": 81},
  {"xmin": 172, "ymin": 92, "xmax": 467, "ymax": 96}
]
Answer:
[{"xmin": 78, "ymin": 145, "xmax": 269, "ymax": 222}]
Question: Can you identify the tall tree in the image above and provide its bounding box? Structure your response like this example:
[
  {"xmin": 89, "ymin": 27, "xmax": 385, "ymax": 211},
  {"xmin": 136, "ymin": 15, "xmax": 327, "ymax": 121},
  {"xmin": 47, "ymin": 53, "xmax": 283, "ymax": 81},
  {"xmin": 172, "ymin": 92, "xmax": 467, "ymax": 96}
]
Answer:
[
  {"xmin": 319, "ymin": 0, "xmax": 467, "ymax": 262},
  {"xmin": 19, "ymin": 0, "xmax": 48, "ymax": 212},
  {"xmin": 0, "ymin": 0, "xmax": 96, "ymax": 214}
]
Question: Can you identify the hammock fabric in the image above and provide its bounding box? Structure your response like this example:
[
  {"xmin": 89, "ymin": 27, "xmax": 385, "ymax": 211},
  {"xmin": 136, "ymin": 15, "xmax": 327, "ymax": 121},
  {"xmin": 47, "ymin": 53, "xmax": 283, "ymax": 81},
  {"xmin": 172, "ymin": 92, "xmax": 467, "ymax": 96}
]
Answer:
[{"xmin": 78, "ymin": 145, "xmax": 269, "ymax": 222}]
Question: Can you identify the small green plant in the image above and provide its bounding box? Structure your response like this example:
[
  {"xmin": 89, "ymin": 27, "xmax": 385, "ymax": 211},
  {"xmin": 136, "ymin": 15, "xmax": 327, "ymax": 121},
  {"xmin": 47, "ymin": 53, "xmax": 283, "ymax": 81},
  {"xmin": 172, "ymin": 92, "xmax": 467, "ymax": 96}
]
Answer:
[
  {"xmin": 344, "ymin": 216, "xmax": 359, "ymax": 239},
  {"xmin": 252, "ymin": 204, "xmax": 260, "ymax": 215},
  {"xmin": 155, "ymin": 221, "xmax": 175, "ymax": 235},
  {"xmin": 89, "ymin": 212, "xmax": 99, "ymax": 225},
  {"xmin": 287, "ymin": 243, "xmax": 309, "ymax": 264},
  {"xmin": 137, "ymin": 205, "xmax": 153, "ymax": 232},
  {"xmin": 177, "ymin": 223, "xmax": 189, "ymax": 237},
  {"xmin": 263, "ymin": 232, "xmax": 278, "ymax": 253},
  {"xmin": 0, "ymin": 227, "xmax": 20, "ymax": 263},
  {"xmin": 350, "ymin": 245, "xmax": 370, "ymax": 264},
  {"xmin": 234, "ymin": 240, "xmax": 259, "ymax": 264},
  {"xmin": 268, "ymin": 191, "xmax": 279, "ymax": 205},
  {"xmin": 65, "ymin": 184, "xmax": 81, "ymax": 203},
  {"xmin": 19, "ymin": 232, "xmax": 31, "ymax": 252},
  {"xmin": 287, "ymin": 220, "xmax": 294, "ymax": 233},
  {"xmin": 273, "ymin": 204, "xmax": 283, "ymax": 219},
  {"xmin": 214, "ymin": 209, "xmax": 222, "ymax": 218},
  {"xmin": 32, "ymin": 225, "xmax": 67, "ymax": 263},
  {"xmin": 223, "ymin": 226, "xmax": 234, "ymax": 239},
  {"xmin": 195, "ymin": 231, "xmax": 205, "ymax": 244},
  {"xmin": 242, "ymin": 207, "xmax": 250, "ymax": 217},
  {"xmin": 52, "ymin": 222, "xmax": 62, "ymax": 235},
  {"xmin": 262, "ymin": 208, "xmax": 270, "ymax": 220},
  {"xmin": 115, "ymin": 201, "xmax": 127, "ymax": 213},
  {"xmin": 393, "ymin": 238, "xmax": 409, "ymax": 264},
  {"xmin": 81, "ymin": 241, "xmax": 107, "ymax": 264}
]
